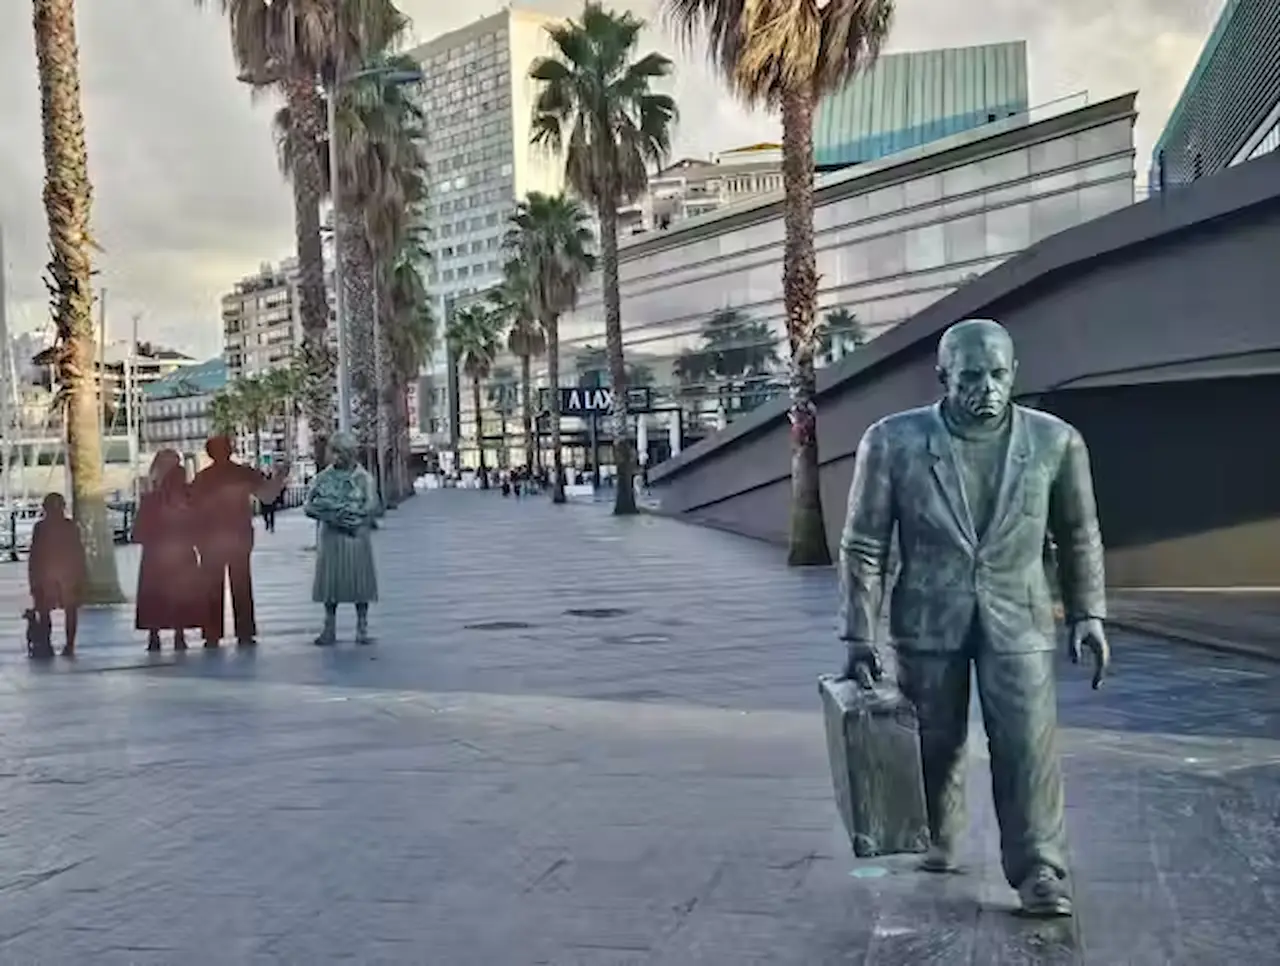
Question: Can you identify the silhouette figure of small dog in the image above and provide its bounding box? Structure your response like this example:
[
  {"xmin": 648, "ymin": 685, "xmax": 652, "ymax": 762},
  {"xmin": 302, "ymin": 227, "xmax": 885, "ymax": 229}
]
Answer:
[{"xmin": 24, "ymin": 607, "xmax": 53, "ymax": 660}]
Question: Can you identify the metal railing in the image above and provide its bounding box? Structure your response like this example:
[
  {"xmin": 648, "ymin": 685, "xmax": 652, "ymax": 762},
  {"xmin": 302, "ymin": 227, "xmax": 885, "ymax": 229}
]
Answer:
[{"xmin": 0, "ymin": 484, "xmax": 310, "ymax": 562}]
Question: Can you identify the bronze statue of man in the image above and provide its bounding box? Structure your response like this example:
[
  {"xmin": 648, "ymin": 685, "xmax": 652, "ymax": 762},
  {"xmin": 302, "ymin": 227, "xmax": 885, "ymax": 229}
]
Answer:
[{"xmin": 838, "ymin": 318, "xmax": 1110, "ymax": 918}]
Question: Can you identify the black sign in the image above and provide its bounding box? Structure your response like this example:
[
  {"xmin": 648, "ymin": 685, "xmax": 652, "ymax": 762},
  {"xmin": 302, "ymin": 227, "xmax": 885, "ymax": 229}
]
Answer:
[{"xmin": 539, "ymin": 386, "xmax": 653, "ymax": 415}]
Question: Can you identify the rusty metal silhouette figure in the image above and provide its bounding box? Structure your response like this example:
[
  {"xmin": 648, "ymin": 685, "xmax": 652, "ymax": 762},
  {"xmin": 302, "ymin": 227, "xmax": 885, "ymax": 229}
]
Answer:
[
  {"xmin": 189, "ymin": 436, "xmax": 289, "ymax": 648},
  {"xmin": 28, "ymin": 492, "xmax": 86, "ymax": 657},
  {"xmin": 134, "ymin": 450, "xmax": 202, "ymax": 652}
]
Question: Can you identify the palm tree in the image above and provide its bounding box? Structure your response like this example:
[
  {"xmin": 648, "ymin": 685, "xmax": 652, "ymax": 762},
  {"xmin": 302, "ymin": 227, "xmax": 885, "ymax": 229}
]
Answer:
[
  {"xmin": 31, "ymin": 0, "xmax": 124, "ymax": 603},
  {"xmin": 209, "ymin": 388, "xmax": 245, "ymax": 438},
  {"xmin": 356, "ymin": 59, "xmax": 427, "ymax": 505},
  {"xmin": 493, "ymin": 262, "xmax": 545, "ymax": 473},
  {"xmin": 331, "ymin": 52, "xmax": 421, "ymax": 476},
  {"xmin": 818, "ymin": 307, "xmax": 867, "ymax": 365},
  {"xmin": 701, "ymin": 309, "xmax": 780, "ymax": 381},
  {"xmin": 675, "ymin": 309, "xmax": 781, "ymax": 422},
  {"xmin": 503, "ymin": 193, "xmax": 597, "ymax": 504},
  {"xmin": 382, "ymin": 239, "xmax": 434, "ymax": 498},
  {"xmin": 446, "ymin": 304, "xmax": 505, "ymax": 487},
  {"xmin": 665, "ymin": 0, "xmax": 895, "ymax": 565},
  {"xmin": 486, "ymin": 365, "xmax": 519, "ymax": 468},
  {"xmin": 227, "ymin": 376, "xmax": 274, "ymax": 466},
  {"xmin": 529, "ymin": 2, "xmax": 678, "ymax": 516},
  {"xmin": 261, "ymin": 361, "xmax": 304, "ymax": 460},
  {"xmin": 200, "ymin": 0, "xmax": 407, "ymax": 470}
]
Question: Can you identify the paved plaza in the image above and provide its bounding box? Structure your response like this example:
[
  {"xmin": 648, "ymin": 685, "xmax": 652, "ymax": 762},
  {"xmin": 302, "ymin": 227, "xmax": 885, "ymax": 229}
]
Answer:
[{"xmin": 0, "ymin": 491, "xmax": 1275, "ymax": 964}]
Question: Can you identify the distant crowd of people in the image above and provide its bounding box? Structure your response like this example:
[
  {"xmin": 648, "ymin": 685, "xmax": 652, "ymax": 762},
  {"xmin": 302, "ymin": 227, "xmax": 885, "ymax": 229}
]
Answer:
[
  {"xmin": 25, "ymin": 430, "xmax": 382, "ymax": 657},
  {"xmin": 461, "ymin": 462, "xmax": 649, "ymax": 496}
]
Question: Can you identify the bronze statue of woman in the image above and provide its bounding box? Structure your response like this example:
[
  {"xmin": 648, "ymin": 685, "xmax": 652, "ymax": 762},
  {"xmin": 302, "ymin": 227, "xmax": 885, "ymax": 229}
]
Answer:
[{"xmin": 304, "ymin": 431, "xmax": 380, "ymax": 646}]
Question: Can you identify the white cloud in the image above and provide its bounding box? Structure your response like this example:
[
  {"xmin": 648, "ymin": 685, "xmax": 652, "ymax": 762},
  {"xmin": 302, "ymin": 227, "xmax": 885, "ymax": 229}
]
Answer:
[{"xmin": 0, "ymin": 0, "xmax": 1226, "ymax": 359}]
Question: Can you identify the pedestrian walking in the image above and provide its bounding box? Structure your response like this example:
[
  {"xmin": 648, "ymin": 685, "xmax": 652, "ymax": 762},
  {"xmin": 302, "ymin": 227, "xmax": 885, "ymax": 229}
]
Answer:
[{"xmin": 260, "ymin": 471, "xmax": 280, "ymax": 533}]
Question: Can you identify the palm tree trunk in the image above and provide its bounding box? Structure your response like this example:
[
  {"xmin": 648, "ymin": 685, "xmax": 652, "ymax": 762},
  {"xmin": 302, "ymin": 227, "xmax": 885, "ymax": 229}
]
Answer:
[
  {"xmin": 282, "ymin": 76, "xmax": 332, "ymax": 471},
  {"xmin": 599, "ymin": 201, "xmax": 636, "ymax": 514},
  {"xmin": 781, "ymin": 86, "xmax": 831, "ymax": 567},
  {"xmin": 32, "ymin": 0, "xmax": 123, "ymax": 603},
  {"xmin": 282, "ymin": 401, "xmax": 294, "ymax": 460},
  {"xmin": 379, "ymin": 383, "xmax": 397, "ymax": 508},
  {"xmin": 387, "ymin": 381, "xmax": 404, "ymax": 504},
  {"xmin": 341, "ymin": 217, "xmax": 377, "ymax": 452},
  {"xmin": 253, "ymin": 418, "xmax": 262, "ymax": 465},
  {"xmin": 520, "ymin": 352, "xmax": 534, "ymax": 471},
  {"xmin": 397, "ymin": 387, "xmax": 412, "ymax": 499},
  {"xmin": 471, "ymin": 376, "xmax": 488, "ymax": 486},
  {"xmin": 545, "ymin": 315, "xmax": 565, "ymax": 504}
]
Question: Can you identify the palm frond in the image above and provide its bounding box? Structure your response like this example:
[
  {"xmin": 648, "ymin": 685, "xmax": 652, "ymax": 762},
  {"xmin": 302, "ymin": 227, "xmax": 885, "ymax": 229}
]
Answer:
[
  {"xmin": 662, "ymin": 0, "xmax": 895, "ymax": 105},
  {"xmin": 529, "ymin": 2, "xmax": 677, "ymax": 210}
]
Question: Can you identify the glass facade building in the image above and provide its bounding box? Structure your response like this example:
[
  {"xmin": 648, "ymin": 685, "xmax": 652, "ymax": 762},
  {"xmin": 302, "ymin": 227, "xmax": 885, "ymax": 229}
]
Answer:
[
  {"xmin": 541, "ymin": 96, "xmax": 1135, "ymax": 469},
  {"xmin": 813, "ymin": 42, "xmax": 1029, "ymax": 169},
  {"xmin": 1150, "ymin": 0, "xmax": 1280, "ymax": 190},
  {"xmin": 445, "ymin": 96, "xmax": 1137, "ymax": 472}
]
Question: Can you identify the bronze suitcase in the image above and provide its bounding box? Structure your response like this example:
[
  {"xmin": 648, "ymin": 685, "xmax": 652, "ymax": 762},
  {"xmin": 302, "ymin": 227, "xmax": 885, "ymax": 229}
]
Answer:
[{"xmin": 818, "ymin": 674, "xmax": 930, "ymax": 858}]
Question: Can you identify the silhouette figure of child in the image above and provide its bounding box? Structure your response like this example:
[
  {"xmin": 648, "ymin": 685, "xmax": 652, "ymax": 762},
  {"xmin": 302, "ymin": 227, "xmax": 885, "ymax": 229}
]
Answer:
[{"xmin": 28, "ymin": 493, "xmax": 87, "ymax": 657}]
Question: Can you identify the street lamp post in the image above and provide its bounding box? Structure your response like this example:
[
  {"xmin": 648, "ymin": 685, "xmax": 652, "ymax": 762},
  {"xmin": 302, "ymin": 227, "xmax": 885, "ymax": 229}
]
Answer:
[{"xmin": 325, "ymin": 80, "xmax": 350, "ymax": 434}]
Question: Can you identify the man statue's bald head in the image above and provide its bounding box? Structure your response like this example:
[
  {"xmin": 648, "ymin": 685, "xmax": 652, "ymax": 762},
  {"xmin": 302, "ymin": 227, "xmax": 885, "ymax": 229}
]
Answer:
[{"xmin": 936, "ymin": 319, "xmax": 1018, "ymax": 424}]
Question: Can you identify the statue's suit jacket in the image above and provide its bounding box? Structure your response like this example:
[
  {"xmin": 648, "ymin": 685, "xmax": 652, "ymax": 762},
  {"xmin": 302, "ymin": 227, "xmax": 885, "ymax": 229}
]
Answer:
[{"xmin": 840, "ymin": 402, "xmax": 1106, "ymax": 653}]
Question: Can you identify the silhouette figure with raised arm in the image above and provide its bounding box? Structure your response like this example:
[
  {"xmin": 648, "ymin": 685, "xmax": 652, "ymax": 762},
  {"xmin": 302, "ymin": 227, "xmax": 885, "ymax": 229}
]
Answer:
[
  {"xmin": 189, "ymin": 436, "xmax": 289, "ymax": 648},
  {"xmin": 28, "ymin": 492, "xmax": 86, "ymax": 658},
  {"xmin": 134, "ymin": 450, "xmax": 202, "ymax": 652}
]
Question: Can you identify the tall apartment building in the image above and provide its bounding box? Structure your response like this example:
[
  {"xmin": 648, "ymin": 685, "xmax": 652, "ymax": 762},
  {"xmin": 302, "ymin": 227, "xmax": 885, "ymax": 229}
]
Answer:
[
  {"xmin": 619, "ymin": 143, "xmax": 784, "ymax": 236},
  {"xmin": 409, "ymin": 7, "xmax": 564, "ymax": 301},
  {"xmin": 407, "ymin": 6, "xmax": 566, "ymax": 451},
  {"xmin": 220, "ymin": 257, "xmax": 335, "ymax": 460},
  {"xmin": 220, "ymin": 259, "xmax": 304, "ymax": 381}
]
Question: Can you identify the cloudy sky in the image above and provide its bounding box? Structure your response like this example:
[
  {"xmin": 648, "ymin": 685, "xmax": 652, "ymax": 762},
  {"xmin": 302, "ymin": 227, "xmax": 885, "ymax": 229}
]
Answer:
[{"xmin": 0, "ymin": 0, "xmax": 1225, "ymax": 359}]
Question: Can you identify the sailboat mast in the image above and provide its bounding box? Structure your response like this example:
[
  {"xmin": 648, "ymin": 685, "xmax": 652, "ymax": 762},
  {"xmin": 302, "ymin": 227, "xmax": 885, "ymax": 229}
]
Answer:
[
  {"xmin": 97, "ymin": 288, "xmax": 106, "ymax": 444},
  {"xmin": 0, "ymin": 222, "xmax": 11, "ymax": 516},
  {"xmin": 128, "ymin": 313, "xmax": 141, "ymax": 498}
]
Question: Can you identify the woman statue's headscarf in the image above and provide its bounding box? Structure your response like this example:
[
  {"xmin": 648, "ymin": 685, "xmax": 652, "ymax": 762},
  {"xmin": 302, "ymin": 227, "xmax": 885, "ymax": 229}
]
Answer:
[
  {"xmin": 157, "ymin": 463, "xmax": 188, "ymax": 499},
  {"xmin": 328, "ymin": 431, "xmax": 358, "ymax": 468},
  {"xmin": 148, "ymin": 449, "xmax": 182, "ymax": 488}
]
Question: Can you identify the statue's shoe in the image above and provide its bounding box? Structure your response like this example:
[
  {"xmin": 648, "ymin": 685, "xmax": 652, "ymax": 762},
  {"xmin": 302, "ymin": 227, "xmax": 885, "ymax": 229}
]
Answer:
[
  {"xmin": 919, "ymin": 845, "xmax": 962, "ymax": 874},
  {"xmin": 1017, "ymin": 866, "xmax": 1073, "ymax": 917}
]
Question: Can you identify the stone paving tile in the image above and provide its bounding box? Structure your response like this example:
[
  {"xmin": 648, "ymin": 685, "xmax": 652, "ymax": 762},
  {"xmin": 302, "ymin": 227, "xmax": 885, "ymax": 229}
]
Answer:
[{"xmin": 0, "ymin": 492, "xmax": 1273, "ymax": 964}]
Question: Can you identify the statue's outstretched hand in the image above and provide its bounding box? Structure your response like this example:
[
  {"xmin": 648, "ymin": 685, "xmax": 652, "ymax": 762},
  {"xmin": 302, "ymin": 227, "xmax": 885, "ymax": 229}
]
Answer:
[
  {"xmin": 1069, "ymin": 618, "xmax": 1110, "ymax": 690},
  {"xmin": 841, "ymin": 641, "xmax": 883, "ymax": 690}
]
